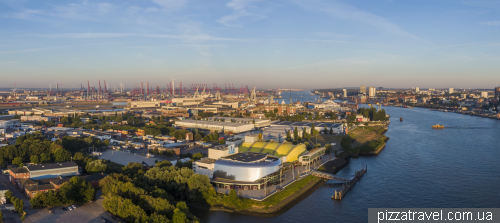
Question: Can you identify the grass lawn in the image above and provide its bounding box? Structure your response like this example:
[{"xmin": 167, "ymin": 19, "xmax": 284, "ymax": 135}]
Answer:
[
  {"xmin": 259, "ymin": 175, "xmax": 317, "ymax": 207},
  {"xmin": 305, "ymin": 134, "xmax": 343, "ymax": 146},
  {"xmin": 349, "ymin": 126, "xmax": 385, "ymax": 145}
]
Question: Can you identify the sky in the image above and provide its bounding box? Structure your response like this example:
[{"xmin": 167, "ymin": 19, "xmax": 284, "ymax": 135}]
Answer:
[{"xmin": 1, "ymin": 0, "xmax": 500, "ymax": 89}]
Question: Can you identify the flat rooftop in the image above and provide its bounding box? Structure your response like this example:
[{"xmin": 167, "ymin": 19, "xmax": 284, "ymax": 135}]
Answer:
[
  {"xmin": 221, "ymin": 152, "xmax": 268, "ymax": 163},
  {"xmin": 176, "ymin": 120, "xmax": 252, "ymax": 127},
  {"xmin": 271, "ymin": 121, "xmax": 342, "ymax": 128}
]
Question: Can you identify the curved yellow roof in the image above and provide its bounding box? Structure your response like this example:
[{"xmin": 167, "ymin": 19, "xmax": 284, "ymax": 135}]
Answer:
[
  {"xmin": 286, "ymin": 144, "xmax": 307, "ymax": 162},
  {"xmin": 249, "ymin": 141, "xmax": 267, "ymax": 153},
  {"xmin": 261, "ymin": 142, "xmax": 280, "ymax": 155},
  {"xmin": 275, "ymin": 143, "xmax": 295, "ymax": 158},
  {"xmin": 238, "ymin": 142, "xmax": 253, "ymax": 153}
]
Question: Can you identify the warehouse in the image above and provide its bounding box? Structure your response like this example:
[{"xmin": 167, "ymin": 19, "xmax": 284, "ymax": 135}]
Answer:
[
  {"xmin": 174, "ymin": 120, "xmax": 255, "ymax": 133},
  {"xmin": 270, "ymin": 121, "xmax": 344, "ymax": 134}
]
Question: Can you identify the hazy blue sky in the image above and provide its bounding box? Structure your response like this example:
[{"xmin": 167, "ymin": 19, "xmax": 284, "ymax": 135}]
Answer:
[{"xmin": 1, "ymin": 0, "xmax": 500, "ymax": 89}]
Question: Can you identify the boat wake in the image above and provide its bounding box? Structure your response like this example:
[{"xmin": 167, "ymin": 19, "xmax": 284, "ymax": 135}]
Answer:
[{"xmin": 443, "ymin": 126, "xmax": 491, "ymax": 129}]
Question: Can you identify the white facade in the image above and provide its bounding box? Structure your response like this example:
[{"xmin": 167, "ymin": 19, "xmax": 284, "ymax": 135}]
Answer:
[
  {"xmin": 481, "ymin": 91, "xmax": 488, "ymax": 98},
  {"xmin": 175, "ymin": 120, "xmax": 254, "ymax": 133},
  {"xmin": 0, "ymin": 120, "xmax": 20, "ymax": 129},
  {"xmin": 369, "ymin": 87, "xmax": 376, "ymax": 97},
  {"xmin": 416, "ymin": 87, "xmax": 419, "ymax": 93},
  {"xmin": 360, "ymin": 85, "xmax": 366, "ymax": 94},
  {"xmin": 449, "ymin": 88, "xmax": 454, "ymax": 94}
]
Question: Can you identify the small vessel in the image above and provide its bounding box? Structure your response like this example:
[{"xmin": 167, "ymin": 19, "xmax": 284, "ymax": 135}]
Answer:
[
  {"xmin": 400, "ymin": 117, "xmax": 403, "ymax": 122},
  {"xmin": 432, "ymin": 124, "xmax": 444, "ymax": 129}
]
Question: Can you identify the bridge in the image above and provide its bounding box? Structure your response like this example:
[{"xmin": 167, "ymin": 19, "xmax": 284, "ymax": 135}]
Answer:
[
  {"xmin": 311, "ymin": 171, "xmax": 350, "ymax": 182},
  {"xmin": 311, "ymin": 165, "xmax": 367, "ymax": 200}
]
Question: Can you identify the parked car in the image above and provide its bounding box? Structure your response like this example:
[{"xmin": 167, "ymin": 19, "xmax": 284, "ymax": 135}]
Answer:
[
  {"xmin": 48, "ymin": 209, "xmax": 54, "ymax": 213},
  {"xmin": 68, "ymin": 206, "xmax": 73, "ymax": 211},
  {"xmin": 62, "ymin": 207, "xmax": 67, "ymax": 211},
  {"xmin": 101, "ymin": 217, "xmax": 112, "ymax": 223},
  {"xmin": 70, "ymin": 205, "xmax": 77, "ymax": 209}
]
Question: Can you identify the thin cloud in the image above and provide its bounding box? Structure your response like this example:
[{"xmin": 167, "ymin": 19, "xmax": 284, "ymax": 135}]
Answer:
[
  {"xmin": 481, "ymin": 21, "xmax": 500, "ymax": 26},
  {"xmin": 218, "ymin": 0, "xmax": 267, "ymax": 27},
  {"xmin": 25, "ymin": 33, "xmax": 248, "ymax": 42},
  {"xmin": 294, "ymin": 0, "xmax": 418, "ymax": 39}
]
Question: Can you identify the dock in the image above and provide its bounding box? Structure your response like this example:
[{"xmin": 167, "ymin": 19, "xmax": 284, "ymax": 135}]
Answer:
[{"xmin": 311, "ymin": 165, "xmax": 367, "ymax": 200}]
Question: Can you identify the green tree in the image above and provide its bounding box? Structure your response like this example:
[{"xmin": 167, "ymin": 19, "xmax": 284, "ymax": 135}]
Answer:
[
  {"xmin": 194, "ymin": 133, "xmax": 202, "ymax": 141},
  {"xmin": 86, "ymin": 160, "xmax": 107, "ymax": 174},
  {"xmin": 5, "ymin": 191, "xmax": 13, "ymax": 204},
  {"xmin": 323, "ymin": 126, "xmax": 328, "ymax": 134},
  {"xmin": 58, "ymin": 176, "xmax": 95, "ymax": 204},
  {"xmin": 12, "ymin": 157, "xmax": 23, "ymax": 166},
  {"xmin": 219, "ymin": 139, "xmax": 225, "ymax": 144},
  {"xmin": 329, "ymin": 126, "xmax": 333, "ymax": 134},
  {"xmin": 30, "ymin": 155, "xmax": 40, "ymax": 164},
  {"xmin": 340, "ymin": 135, "xmax": 354, "ymax": 153},
  {"xmin": 293, "ymin": 127, "xmax": 298, "ymax": 139},
  {"xmin": 54, "ymin": 148, "xmax": 71, "ymax": 162},
  {"xmin": 192, "ymin": 152, "xmax": 203, "ymax": 161},
  {"xmin": 40, "ymin": 153, "xmax": 51, "ymax": 163},
  {"xmin": 325, "ymin": 144, "xmax": 333, "ymax": 154}
]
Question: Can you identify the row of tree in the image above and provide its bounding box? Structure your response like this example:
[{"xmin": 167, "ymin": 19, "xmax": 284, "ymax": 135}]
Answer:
[{"xmin": 357, "ymin": 107, "xmax": 388, "ymax": 121}]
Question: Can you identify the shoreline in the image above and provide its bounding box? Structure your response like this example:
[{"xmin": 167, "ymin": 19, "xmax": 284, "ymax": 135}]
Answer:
[
  {"xmin": 199, "ymin": 176, "xmax": 327, "ymax": 216},
  {"xmin": 200, "ymin": 125, "xmax": 389, "ymax": 216}
]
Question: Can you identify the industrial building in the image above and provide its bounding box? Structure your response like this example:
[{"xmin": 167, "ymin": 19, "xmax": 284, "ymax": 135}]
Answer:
[
  {"xmin": 174, "ymin": 120, "xmax": 255, "ymax": 133},
  {"xmin": 270, "ymin": 121, "xmax": 344, "ymax": 134},
  {"xmin": 8, "ymin": 162, "xmax": 79, "ymax": 185},
  {"xmin": 206, "ymin": 117, "xmax": 271, "ymax": 127}
]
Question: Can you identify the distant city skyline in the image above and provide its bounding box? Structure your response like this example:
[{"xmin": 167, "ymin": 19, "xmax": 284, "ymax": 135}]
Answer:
[{"xmin": 1, "ymin": 0, "xmax": 500, "ymax": 88}]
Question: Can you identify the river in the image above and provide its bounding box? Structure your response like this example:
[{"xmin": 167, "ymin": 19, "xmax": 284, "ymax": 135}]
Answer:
[{"xmin": 198, "ymin": 92, "xmax": 500, "ymax": 222}]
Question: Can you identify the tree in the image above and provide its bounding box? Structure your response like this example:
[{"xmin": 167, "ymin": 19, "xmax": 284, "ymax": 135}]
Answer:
[
  {"xmin": 219, "ymin": 139, "xmax": 225, "ymax": 144},
  {"xmin": 86, "ymin": 160, "xmax": 107, "ymax": 174},
  {"xmin": 293, "ymin": 127, "xmax": 298, "ymax": 139},
  {"xmin": 12, "ymin": 197, "xmax": 24, "ymax": 215},
  {"xmin": 5, "ymin": 191, "xmax": 13, "ymax": 204},
  {"xmin": 40, "ymin": 153, "xmax": 51, "ymax": 163},
  {"xmin": 30, "ymin": 155, "xmax": 40, "ymax": 164},
  {"xmin": 194, "ymin": 133, "xmax": 202, "ymax": 141},
  {"xmin": 202, "ymin": 135, "xmax": 210, "ymax": 141},
  {"xmin": 323, "ymin": 126, "xmax": 328, "ymax": 134},
  {"xmin": 329, "ymin": 127, "xmax": 333, "ymax": 134},
  {"xmin": 311, "ymin": 123, "xmax": 315, "ymax": 134},
  {"xmin": 286, "ymin": 130, "xmax": 291, "ymax": 141},
  {"xmin": 54, "ymin": 148, "xmax": 71, "ymax": 162},
  {"xmin": 58, "ymin": 176, "xmax": 95, "ymax": 204},
  {"xmin": 325, "ymin": 144, "xmax": 333, "ymax": 154},
  {"xmin": 192, "ymin": 153, "xmax": 203, "ymax": 161},
  {"xmin": 12, "ymin": 157, "xmax": 23, "ymax": 166},
  {"xmin": 340, "ymin": 135, "xmax": 354, "ymax": 153}
]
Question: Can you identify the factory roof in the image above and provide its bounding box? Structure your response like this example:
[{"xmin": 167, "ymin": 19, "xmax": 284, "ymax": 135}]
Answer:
[
  {"xmin": 26, "ymin": 162, "xmax": 78, "ymax": 172},
  {"xmin": 176, "ymin": 120, "xmax": 253, "ymax": 127},
  {"xmin": 271, "ymin": 121, "xmax": 342, "ymax": 128}
]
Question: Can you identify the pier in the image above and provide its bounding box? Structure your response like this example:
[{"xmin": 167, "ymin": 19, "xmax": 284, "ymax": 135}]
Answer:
[{"xmin": 311, "ymin": 165, "xmax": 367, "ymax": 200}]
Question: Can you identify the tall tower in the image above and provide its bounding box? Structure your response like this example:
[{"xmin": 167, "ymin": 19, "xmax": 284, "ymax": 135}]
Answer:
[
  {"xmin": 343, "ymin": 89, "xmax": 347, "ymax": 98},
  {"xmin": 449, "ymin": 88, "xmax": 454, "ymax": 94},
  {"xmin": 416, "ymin": 87, "xmax": 419, "ymax": 93},
  {"xmin": 360, "ymin": 85, "xmax": 366, "ymax": 94}
]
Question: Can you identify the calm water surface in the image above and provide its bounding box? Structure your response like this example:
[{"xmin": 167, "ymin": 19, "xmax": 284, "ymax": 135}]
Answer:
[{"xmin": 198, "ymin": 102, "xmax": 500, "ymax": 223}]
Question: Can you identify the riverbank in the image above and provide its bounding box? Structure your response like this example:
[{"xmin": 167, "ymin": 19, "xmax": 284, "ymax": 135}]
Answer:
[{"xmin": 204, "ymin": 175, "xmax": 327, "ymax": 216}]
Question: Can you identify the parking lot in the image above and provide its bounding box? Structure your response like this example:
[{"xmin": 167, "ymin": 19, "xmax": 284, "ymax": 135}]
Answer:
[
  {"xmin": 99, "ymin": 149, "xmax": 171, "ymax": 166},
  {"xmin": 23, "ymin": 201, "xmax": 119, "ymax": 223}
]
